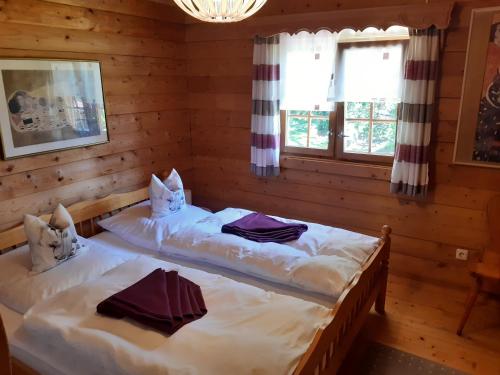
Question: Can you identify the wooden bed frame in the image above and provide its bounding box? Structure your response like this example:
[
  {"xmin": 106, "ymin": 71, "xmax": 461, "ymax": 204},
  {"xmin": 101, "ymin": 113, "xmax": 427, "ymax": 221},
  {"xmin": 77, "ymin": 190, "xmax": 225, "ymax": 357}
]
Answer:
[{"xmin": 0, "ymin": 187, "xmax": 391, "ymax": 375}]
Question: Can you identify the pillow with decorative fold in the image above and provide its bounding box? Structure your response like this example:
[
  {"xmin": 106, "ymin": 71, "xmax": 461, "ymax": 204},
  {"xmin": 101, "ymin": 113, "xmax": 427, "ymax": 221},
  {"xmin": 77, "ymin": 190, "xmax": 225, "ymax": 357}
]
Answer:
[
  {"xmin": 49, "ymin": 202, "xmax": 78, "ymax": 238},
  {"xmin": 164, "ymin": 168, "xmax": 184, "ymax": 192},
  {"xmin": 24, "ymin": 203, "xmax": 85, "ymax": 274},
  {"xmin": 149, "ymin": 169, "xmax": 186, "ymax": 218}
]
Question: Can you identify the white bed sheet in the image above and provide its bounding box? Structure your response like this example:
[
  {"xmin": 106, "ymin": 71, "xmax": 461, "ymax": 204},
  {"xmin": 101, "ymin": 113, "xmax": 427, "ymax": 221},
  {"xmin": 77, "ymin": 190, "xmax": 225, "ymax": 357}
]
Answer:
[
  {"xmin": 20, "ymin": 256, "xmax": 332, "ymax": 375},
  {"xmin": 2, "ymin": 231, "xmax": 336, "ymax": 375},
  {"xmin": 97, "ymin": 200, "xmax": 381, "ymax": 299},
  {"xmin": 163, "ymin": 207, "xmax": 381, "ymax": 299},
  {"xmin": 92, "ymin": 231, "xmax": 337, "ymax": 306}
]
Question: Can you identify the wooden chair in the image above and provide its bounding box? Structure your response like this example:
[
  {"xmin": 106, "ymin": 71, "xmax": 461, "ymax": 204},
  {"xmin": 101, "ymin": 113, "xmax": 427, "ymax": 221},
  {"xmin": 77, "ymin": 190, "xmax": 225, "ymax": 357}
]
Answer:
[{"xmin": 457, "ymin": 195, "xmax": 500, "ymax": 336}]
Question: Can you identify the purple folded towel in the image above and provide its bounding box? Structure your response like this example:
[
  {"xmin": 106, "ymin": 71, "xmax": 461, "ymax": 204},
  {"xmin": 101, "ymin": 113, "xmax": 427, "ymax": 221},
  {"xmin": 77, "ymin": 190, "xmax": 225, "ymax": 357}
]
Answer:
[
  {"xmin": 221, "ymin": 212, "xmax": 308, "ymax": 243},
  {"xmin": 97, "ymin": 269, "xmax": 207, "ymax": 335}
]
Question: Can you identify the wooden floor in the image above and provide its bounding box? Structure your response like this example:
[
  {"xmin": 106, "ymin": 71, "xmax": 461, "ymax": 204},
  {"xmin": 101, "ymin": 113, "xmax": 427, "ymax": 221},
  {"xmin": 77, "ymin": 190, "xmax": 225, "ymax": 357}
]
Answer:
[{"xmin": 342, "ymin": 274, "xmax": 500, "ymax": 375}]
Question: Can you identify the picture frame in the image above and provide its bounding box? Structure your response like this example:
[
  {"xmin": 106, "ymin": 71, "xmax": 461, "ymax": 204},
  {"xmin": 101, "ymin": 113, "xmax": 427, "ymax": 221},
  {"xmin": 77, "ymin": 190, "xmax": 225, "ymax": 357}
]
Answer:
[
  {"xmin": 0, "ymin": 59, "xmax": 109, "ymax": 160},
  {"xmin": 454, "ymin": 7, "xmax": 500, "ymax": 168}
]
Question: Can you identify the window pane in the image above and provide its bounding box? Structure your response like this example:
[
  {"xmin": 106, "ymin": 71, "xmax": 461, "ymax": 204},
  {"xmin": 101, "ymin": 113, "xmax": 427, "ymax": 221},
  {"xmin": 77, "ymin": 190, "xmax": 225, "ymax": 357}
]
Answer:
[
  {"xmin": 311, "ymin": 111, "xmax": 329, "ymax": 117},
  {"xmin": 344, "ymin": 120, "xmax": 369, "ymax": 153},
  {"xmin": 373, "ymin": 101, "xmax": 398, "ymax": 120},
  {"xmin": 372, "ymin": 122, "xmax": 397, "ymax": 155},
  {"xmin": 346, "ymin": 102, "xmax": 370, "ymax": 119},
  {"xmin": 310, "ymin": 118, "xmax": 330, "ymax": 150},
  {"xmin": 286, "ymin": 116, "xmax": 308, "ymax": 147},
  {"xmin": 340, "ymin": 43, "xmax": 404, "ymax": 102},
  {"xmin": 289, "ymin": 110, "xmax": 309, "ymax": 116}
]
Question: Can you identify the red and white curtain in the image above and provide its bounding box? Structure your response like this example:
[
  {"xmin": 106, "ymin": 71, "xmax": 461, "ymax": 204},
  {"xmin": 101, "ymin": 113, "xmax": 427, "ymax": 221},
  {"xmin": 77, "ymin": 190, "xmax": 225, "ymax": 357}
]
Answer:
[
  {"xmin": 250, "ymin": 35, "xmax": 280, "ymax": 177},
  {"xmin": 390, "ymin": 27, "xmax": 440, "ymax": 197}
]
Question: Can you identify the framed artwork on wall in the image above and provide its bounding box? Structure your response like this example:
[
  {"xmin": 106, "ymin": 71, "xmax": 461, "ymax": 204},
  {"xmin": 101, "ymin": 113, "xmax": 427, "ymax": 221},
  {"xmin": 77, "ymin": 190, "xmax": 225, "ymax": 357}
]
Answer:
[
  {"xmin": 454, "ymin": 6, "xmax": 500, "ymax": 168},
  {"xmin": 0, "ymin": 59, "xmax": 109, "ymax": 160}
]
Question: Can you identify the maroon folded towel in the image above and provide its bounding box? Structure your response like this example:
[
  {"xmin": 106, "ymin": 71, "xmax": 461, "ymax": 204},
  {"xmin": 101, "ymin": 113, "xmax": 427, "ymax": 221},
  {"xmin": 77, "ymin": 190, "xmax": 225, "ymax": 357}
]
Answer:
[
  {"xmin": 221, "ymin": 212, "xmax": 308, "ymax": 243},
  {"xmin": 97, "ymin": 269, "xmax": 207, "ymax": 335}
]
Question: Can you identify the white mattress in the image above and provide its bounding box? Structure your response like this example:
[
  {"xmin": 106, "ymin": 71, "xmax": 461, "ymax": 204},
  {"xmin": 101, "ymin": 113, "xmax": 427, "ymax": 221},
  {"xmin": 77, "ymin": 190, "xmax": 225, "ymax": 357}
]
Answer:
[{"xmin": 1, "ymin": 231, "xmax": 336, "ymax": 374}]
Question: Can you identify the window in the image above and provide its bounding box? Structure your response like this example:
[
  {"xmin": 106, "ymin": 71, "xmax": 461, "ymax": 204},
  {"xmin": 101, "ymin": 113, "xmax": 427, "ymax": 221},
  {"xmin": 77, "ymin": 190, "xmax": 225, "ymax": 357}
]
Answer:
[
  {"xmin": 279, "ymin": 27, "xmax": 408, "ymax": 164},
  {"xmin": 281, "ymin": 110, "xmax": 333, "ymax": 156},
  {"xmin": 336, "ymin": 101, "xmax": 399, "ymax": 163},
  {"xmin": 281, "ymin": 101, "xmax": 399, "ymax": 163}
]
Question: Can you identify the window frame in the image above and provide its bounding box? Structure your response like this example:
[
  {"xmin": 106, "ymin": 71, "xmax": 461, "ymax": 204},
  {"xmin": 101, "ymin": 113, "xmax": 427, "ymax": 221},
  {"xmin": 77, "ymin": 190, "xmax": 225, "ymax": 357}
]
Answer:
[
  {"xmin": 279, "ymin": 38, "xmax": 407, "ymax": 165},
  {"xmin": 335, "ymin": 102, "xmax": 399, "ymax": 165},
  {"xmin": 333, "ymin": 39, "xmax": 405, "ymax": 164},
  {"xmin": 280, "ymin": 103, "xmax": 398, "ymax": 165},
  {"xmin": 280, "ymin": 110, "xmax": 335, "ymax": 158}
]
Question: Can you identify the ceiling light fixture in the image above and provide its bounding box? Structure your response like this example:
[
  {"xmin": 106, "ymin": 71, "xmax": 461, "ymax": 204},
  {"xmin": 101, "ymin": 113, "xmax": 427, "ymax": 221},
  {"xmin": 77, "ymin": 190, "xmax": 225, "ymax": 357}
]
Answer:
[{"xmin": 173, "ymin": 0, "xmax": 267, "ymax": 23}]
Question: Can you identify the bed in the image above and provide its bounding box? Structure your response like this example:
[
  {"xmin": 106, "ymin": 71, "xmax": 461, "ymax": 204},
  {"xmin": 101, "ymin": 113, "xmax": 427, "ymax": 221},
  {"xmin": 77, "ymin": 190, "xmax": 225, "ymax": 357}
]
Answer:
[
  {"xmin": 98, "ymin": 197, "xmax": 384, "ymax": 299},
  {"xmin": 0, "ymin": 187, "xmax": 391, "ymax": 375}
]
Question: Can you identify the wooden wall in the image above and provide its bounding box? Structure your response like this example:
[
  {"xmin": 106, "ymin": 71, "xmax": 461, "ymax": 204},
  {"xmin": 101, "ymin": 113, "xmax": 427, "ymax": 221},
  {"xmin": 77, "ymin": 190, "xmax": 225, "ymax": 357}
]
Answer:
[
  {"xmin": 2, "ymin": 0, "xmax": 498, "ymax": 290},
  {"xmin": 0, "ymin": 0, "xmax": 190, "ymax": 231},
  {"xmin": 186, "ymin": 0, "xmax": 500, "ymax": 289}
]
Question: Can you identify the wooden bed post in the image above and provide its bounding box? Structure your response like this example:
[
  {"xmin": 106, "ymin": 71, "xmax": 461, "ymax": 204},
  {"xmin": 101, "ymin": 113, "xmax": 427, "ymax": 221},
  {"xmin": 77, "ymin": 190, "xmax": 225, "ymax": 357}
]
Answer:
[
  {"xmin": 0, "ymin": 314, "xmax": 12, "ymax": 375},
  {"xmin": 375, "ymin": 225, "xmax": 391, "ymax": 315}
]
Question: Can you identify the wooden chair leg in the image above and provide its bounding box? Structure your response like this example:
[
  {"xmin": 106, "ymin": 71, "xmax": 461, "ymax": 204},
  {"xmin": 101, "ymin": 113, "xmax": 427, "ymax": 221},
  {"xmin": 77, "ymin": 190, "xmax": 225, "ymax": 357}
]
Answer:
[{"xmin": 457, "ymin": 276, "xmax": 482, "ymax": 336}]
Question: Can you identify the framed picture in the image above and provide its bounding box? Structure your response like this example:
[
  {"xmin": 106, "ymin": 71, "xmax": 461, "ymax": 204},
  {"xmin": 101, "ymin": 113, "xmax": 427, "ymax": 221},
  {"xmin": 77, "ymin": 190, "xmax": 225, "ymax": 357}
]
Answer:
[
  {"xmin": 0, "ymin": 59, "xmax": 109, "ymax": 159},
  {"xmin": 454, "ymin": 7, "xmax": 500, "ymax": 168}
]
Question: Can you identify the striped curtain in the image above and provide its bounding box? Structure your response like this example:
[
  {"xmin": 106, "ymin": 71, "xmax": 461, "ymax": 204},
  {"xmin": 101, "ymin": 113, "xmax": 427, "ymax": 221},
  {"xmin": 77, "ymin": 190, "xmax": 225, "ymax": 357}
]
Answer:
[
  {"xmin": 390, "ymin": 27, "xmax": 440, "ymax": 197},
  {"xmin": 250, "ymin": 35, "xmax": 280, "ymax": 177}
]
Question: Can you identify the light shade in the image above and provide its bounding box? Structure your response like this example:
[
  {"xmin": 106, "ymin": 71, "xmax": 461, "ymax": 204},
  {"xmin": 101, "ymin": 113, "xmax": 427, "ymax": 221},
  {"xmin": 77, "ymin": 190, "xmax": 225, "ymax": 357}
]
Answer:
[{"xmin": 173, "ymin": 0, "xmax": 268, "ymax": 23}]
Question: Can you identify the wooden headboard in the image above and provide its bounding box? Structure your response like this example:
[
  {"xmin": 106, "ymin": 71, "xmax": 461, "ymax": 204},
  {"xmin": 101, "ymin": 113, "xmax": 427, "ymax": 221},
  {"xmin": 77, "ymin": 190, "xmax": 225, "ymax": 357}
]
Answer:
[
  {"xmin": 0, "ymin": 187, "xmax": 149, "ymax": 253},
  {"xmin": 0, "ymin": 183, "xmax": 193, "ymax": 254}
]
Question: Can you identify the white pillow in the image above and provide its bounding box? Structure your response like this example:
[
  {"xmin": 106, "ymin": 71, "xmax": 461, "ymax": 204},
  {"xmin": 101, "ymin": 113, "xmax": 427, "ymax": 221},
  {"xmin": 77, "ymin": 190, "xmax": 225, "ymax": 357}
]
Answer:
[
  {"xmin": 49, "ymin": 203, "xmax": 77, "ymax": 237},
  {"xmin": 24, "ymin": 204, "xmax": 84, "ymax": 274},
  {"xmin": 149, "ymin": 170, "xmax": 186, "ymax": 218},
  {"xmin": 98, "ymin": 201, "xmax": 212, "ymax": 250},
  {"xmin": 164, "ymin": 168, "xmax": 184, "ymax": 192},
  {"xmin": 0, "ymin": 237, "xmax": 136, "ymax": 314}
]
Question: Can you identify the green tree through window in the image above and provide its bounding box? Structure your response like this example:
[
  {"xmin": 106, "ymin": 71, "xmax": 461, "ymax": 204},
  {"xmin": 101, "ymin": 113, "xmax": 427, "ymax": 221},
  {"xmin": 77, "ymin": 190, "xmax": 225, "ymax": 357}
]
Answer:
[
  {"xmin": 285, "ymin": 111, "xmax": 330, "ymax": 150},
  {"xmin": 344, "ymin": 101, "xmax": 398, "ymax": 156}
]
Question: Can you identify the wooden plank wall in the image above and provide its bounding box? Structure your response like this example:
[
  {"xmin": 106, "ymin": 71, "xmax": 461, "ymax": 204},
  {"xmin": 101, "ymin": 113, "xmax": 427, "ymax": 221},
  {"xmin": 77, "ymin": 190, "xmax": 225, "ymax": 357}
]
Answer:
[
  {"xmin": 2, "ymin": 0, "xmax": 497, "ymax": 290},
  {"xmin": 0, "ymin": 0, "xmax": 190, "ymax": 231},
  {"xmin": 186, "ymin": 0, "xmax": 500, "ymax": 289}
]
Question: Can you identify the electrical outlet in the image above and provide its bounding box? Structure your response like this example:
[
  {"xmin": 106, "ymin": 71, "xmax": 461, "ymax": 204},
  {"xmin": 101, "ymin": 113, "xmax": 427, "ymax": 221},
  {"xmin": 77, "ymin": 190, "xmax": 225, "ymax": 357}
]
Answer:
[{"xmin": 456, "ymin": 248, "xmax": 469, "ymax": 261}]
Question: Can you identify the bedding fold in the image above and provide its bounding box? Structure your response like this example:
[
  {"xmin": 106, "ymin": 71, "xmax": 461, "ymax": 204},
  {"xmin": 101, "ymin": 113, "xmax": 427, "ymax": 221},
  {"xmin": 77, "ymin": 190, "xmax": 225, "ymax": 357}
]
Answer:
[
  {"xmin": 221, "ymin": 212, "xmax": 308, "ymax": 243},
  {"xmin": 97, "ymin": 268, "xmax": 206, "ymax": 335}
]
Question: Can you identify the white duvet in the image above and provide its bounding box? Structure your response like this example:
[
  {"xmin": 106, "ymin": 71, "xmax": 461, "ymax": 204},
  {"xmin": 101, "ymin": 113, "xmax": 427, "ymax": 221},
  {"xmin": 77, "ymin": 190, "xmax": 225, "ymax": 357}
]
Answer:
[
  {"xmin": 163, "ymin": 208, "xmax": 380, "ymax": 298},
  {"xmin": 20, "ymin": 256, "xmax": 331, "ymax": 375}
]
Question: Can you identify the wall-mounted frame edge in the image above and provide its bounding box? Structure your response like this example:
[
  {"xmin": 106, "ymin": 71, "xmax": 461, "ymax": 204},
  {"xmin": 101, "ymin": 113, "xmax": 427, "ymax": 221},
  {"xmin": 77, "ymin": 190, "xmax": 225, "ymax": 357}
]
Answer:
[
  {"xmin": 453, "ymin": 6, "xmax": 500, "ymax": 169},
  {"xmin": 0, "ymin": 58, "xmax": 110, "ymax": 160}
]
